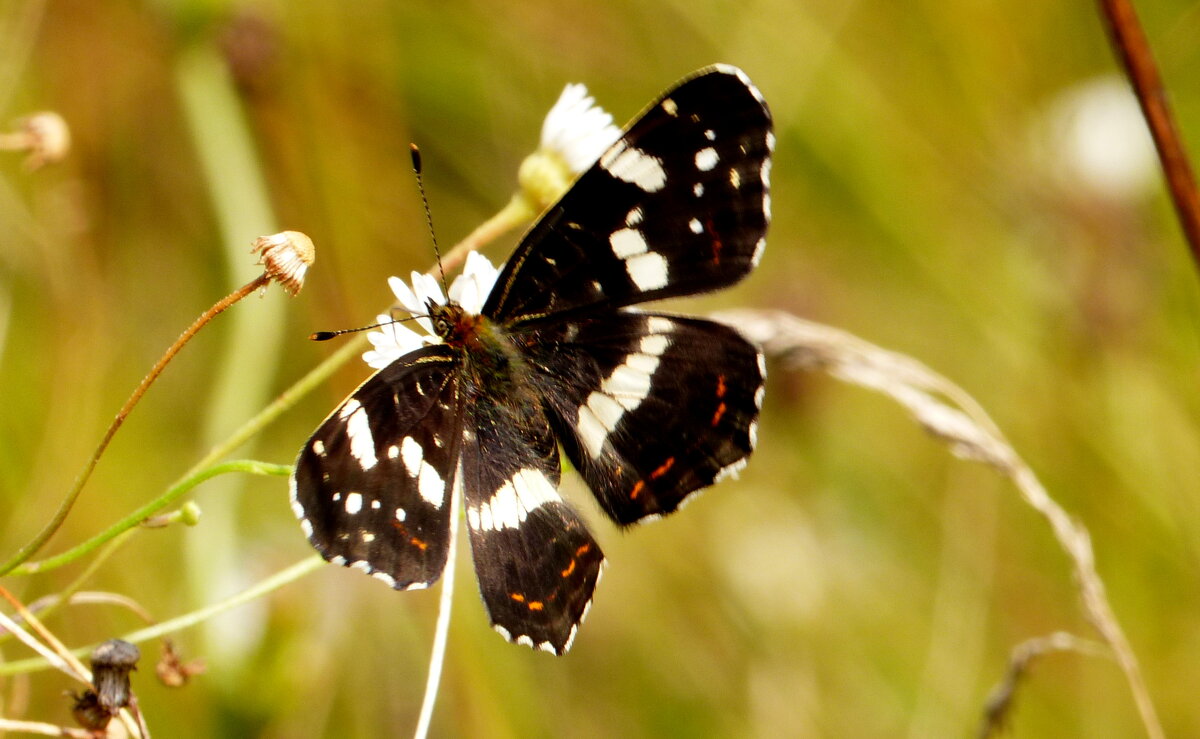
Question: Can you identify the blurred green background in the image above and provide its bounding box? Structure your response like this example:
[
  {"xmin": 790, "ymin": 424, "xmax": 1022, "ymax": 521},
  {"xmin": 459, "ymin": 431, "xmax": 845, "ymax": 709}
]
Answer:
[{"xmin": 2, "ymin": 0, "xmax": 1199, "ymax": 736}]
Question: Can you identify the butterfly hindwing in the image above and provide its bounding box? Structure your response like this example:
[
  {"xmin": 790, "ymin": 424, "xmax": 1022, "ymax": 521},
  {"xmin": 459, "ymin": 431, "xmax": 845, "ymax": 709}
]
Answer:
[
  {"xmin": 291, "ymin": 345, "xmax": 464, "ymax": 590},
  {"xmin": 526, "ymin": 310, "xmax": 764, "ymax": 525},
  {"xmin": 483, "ymin": 65, "xmax": 772, "ymax": 325},
  {"xmin": 459, "ymin": 388, "xmax": 604, "ymax": 654}
]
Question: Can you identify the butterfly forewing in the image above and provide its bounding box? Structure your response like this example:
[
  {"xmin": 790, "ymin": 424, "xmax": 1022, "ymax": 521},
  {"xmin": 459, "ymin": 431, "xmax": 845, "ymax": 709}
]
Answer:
[
  {"xmin": 459, "ymin": 389, "xmax": 604, "ymax": 654},
  {"xmin": 291, "ymin": 345, "xmax": 464, "ymax": 590},
  {"xmin": 483, "ymin": 65, "xmax": 772, "ymax": 325},
  {"xmin": 526, "ymin": 311, "xmax": 764, "ymax": 524}
]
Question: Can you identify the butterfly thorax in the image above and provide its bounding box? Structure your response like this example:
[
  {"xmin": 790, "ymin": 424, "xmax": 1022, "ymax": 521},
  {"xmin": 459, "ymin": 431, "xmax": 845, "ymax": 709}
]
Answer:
[{"xmin": 430, "ymin": 300, "xmax": 535, "ymax": 404}]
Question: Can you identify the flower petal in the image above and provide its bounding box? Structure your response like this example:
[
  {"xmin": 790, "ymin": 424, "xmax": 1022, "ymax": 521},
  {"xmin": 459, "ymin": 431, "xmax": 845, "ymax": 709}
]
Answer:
[
  {"xmin": 389, "ymin": 275, "xmax": 425, "ymax": 315},
  {"xmin": 540, "ymin": 83, "xmax": 620, "ymax": 174}
]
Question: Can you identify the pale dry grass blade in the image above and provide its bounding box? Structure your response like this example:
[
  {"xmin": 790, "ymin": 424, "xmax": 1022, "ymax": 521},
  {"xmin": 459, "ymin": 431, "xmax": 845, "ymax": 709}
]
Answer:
[{"xmin": 714, "ymin": 309, "xmax": 1164, "ymax": 739}]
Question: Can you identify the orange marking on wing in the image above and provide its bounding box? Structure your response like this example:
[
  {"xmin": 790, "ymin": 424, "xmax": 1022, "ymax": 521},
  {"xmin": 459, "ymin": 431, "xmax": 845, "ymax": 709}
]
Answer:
[
  {"xmin": 510, "ymin": 593, "xmax": 526, "ymax": 603},
  {"xmin": 409, "ymin": 537, "xmax": 428, "ymax": 552},
  {"xmin": 630, "ymin": 479, "xmax": 646, "ymax": 500},
  {"xmin": 716, "ymin": 374, "xmax": 727, "ymax": 398},
  {"xmin": 528, "ymin": 601, "xmax": 545, "ymax": 611},
  {"xmin": 650, "ymin": 457, "xmax": 676, "ymax": 480},
  {"xmin": 711, "ymin": 228, "xmax": 724, "ymax": 265},
  {"xmin": 561, "ymin": 559, "xmax": 577, "ymax": 578},
  {"xmin": 711, "ymin": 401, "xmax": 727, "ymax": 427},
  {"xmin": 576, "ymin": 543, "xmax": 591, "ymax": 557}
]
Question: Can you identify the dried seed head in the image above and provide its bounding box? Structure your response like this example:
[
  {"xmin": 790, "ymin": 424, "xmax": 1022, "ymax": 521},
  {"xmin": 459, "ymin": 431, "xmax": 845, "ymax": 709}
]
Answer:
[
  {"xmin": 156, "ymin": 640, "xmax": 206, "ymax": 688},
  {"xmin": 3, "ymin": 112, "xmax": 71, "ymax": 169},
  {"xmin": 252, "ymin": 230, "xmax": 315, "ymax": 295},
  {"xmin": 90, "ymin": 638, "xmax": 140, "ymax": 712},
  {"xmin": 70, "ymin": 690, "xmax": 110, "ymax": 731}
]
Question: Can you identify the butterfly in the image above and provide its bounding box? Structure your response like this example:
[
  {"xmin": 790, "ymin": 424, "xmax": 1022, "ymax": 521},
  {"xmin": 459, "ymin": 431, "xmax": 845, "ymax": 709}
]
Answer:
[{"xmin": 291, "ymin": 65, "xmax": 772, "ymax": 654}]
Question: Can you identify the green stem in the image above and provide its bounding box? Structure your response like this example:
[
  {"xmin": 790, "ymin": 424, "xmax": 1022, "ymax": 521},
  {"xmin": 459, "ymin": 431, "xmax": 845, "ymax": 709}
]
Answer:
[
  {"xmin": 8, "ymin": 461, "xmax": 289, "ymax": 576},
  {"xmin": 0, "ymin": 555, "xmax": 325, "ymax": 677},
  {"xmin": 0, "ymin": 529, "xmax": 138, "ymax": 649},
  {"xmin": 0, "ymin": 275, "xmax": 271, "ymax": 577}
]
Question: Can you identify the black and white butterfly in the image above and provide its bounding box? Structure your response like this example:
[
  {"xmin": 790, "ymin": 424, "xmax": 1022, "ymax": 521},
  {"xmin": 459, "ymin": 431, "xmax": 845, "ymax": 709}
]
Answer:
[{"xmin": 291, "ymin": 65, "xmax": 772, "ymax": 654}]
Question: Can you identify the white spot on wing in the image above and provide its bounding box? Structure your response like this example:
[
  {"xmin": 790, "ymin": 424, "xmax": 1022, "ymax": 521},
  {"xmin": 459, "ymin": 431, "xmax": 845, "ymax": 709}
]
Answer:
[
  {"xmin": 400, "ymin": 436, "xmax": 423, "ymax": 478},
  {"xmin": 695, "ymin": 147, "xmax": 719, "ymax": 171},
  {"xmin": 688, "ymin": 218, "xmax": 703, "ymax": 234},
  {"xmin": 714, "ymin": 457, "xmax": 748, "ymax": 483},
  {"xmin": 645, "ymin": 315, "xmax": 673, "ymax": 334},
  {"xmin": 625, "ymin": 207, "xmax": 643, "ymax": 226},
  {"xmin": 600, "ymin": 143, "xmax": 667, "ymax": 192},
  {"xmin": 467, "ymin": 468, "xmax": 559, "ymax": 531},
  {"xmin": 640, "ymin": 332, "xmax": 670, "ymax": 356},
  {"xmin": 751, "ymin": 237, "xmax": 766, "ymax": 267},
  {"xmin": 417, "ymin": 460, "xmax": 445, "ymax": 506},
  {"xmin": 625, "ymin": 251, "xmax": 669, "ymax": 291},
  {"xmin": 602, "ymin": 363, "xmax": 654, "ymax": 409},
  {"xmin": 585, "ymin": 391, "xmax": 626, "ymax": 432},
  {"xmin": 662, "ymin": 98, "xmax": 678, "ymax": 116},
  {"xmin": 344, "ymin": 492, "xmax": 363, "ymax": 515},
  {"xmin": 343, "ymin": 402, "xmax": 377, "ymax": 470},
  {"xmin": 576, "ymin": 405, "xmax": 609, "ymax": 458},
  {"xmin": 395, "ymin": 507, "xmax": 407, "ymax": 522},
  {"xmin": 609, "ymin": 228, "xmax": 648, "ymax": 258},
  {"xmin": 311, "ymin": 439, "xmax": 326, "ymax": 456}
]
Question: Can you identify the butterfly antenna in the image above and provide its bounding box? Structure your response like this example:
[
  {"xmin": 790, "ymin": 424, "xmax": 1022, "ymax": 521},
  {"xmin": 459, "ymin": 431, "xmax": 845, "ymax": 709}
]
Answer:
[
  {"xmin": 410, "ymin": 143, "xmax": 448, "ymax": 294},
  {"xmin": 310, "ymin": 315, "xmax": 425, "ymax": 342}
]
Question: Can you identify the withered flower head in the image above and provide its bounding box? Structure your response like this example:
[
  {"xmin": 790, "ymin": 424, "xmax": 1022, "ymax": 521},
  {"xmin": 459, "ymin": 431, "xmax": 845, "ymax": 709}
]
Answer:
[
  {"xmin": 5, "ymin": 112, "xmax": 71, "ymax": 169},
  {"xmin": 90, "ymin": 638, "xmax": 140, "ymax": 713},
  {"xmin": 252, "ymin": 230, "xmax": 315, "ymax": 295}
]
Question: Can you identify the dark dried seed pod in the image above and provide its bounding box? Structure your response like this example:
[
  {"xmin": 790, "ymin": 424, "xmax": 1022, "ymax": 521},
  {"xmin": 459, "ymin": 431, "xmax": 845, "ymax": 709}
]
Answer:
[
  {"xmin": 70, "ymin": 689, "xmax": 110, "ymax": 731},
  {"xmin": 90, "ymin": 639, "xmax": 140, "ymax": 712}
]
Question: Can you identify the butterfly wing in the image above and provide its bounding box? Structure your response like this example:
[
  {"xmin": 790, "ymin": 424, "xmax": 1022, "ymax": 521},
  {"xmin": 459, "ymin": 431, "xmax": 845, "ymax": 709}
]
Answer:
[
  {"xmin": 526, "ymin": 311, "xmax": 764, "ymax": 525},
  {"xmin": 483, "ymin": 65, "xmax": 773, "ymax": 325},
  {"xmin": 291, "ymin": 345, "xmax": 464, "ymax": 590},
  {"xmin": 459, "ymin": 385, "xmax": 605, "ymax": 654}
]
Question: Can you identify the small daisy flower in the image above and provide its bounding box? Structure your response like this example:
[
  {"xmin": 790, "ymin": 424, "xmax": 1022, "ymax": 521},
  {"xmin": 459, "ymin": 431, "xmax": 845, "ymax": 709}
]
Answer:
[
  {"xmin": 539, "ymin": 83, "xmax": 621, "ymax": 175},
  {"xmin": 518, "ymin": 83, "xmax": 621, "ymax": 213},
  {"xmin": 363, "ymin": 251, "xmax": 501, "ymax": 370}
]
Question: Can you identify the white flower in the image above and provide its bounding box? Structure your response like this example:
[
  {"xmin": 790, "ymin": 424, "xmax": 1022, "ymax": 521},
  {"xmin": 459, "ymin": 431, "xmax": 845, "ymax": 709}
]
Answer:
[
  {"xmin": 362, "ymin": 251, "xmax": 501, "ymax": 369},
  {"xmin": 539, "ymin": 83, "xmax": 621, "ymax": 174}
]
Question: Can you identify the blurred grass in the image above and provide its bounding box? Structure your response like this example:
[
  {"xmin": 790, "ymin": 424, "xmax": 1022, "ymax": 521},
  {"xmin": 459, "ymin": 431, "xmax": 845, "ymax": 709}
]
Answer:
[{"xmin": 1, "ymin": 0, "xmax": 1199, "ymax": 736}]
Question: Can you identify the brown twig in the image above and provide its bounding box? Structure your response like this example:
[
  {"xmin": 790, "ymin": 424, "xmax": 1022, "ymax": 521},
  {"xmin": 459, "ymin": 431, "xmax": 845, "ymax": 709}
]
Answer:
[{"xmin": 1098, "ymin": 0, "xmax": 1200, "ymax": 270}]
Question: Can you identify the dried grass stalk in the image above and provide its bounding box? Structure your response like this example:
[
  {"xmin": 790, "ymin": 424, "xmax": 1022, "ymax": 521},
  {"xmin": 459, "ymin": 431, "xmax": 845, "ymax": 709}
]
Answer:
[{"xmin": 715, "ymin": 309, "xmax": 1163, "ymax": 739}]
